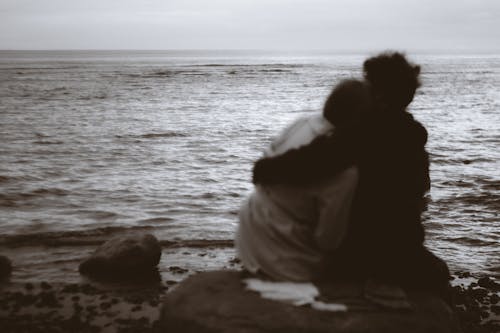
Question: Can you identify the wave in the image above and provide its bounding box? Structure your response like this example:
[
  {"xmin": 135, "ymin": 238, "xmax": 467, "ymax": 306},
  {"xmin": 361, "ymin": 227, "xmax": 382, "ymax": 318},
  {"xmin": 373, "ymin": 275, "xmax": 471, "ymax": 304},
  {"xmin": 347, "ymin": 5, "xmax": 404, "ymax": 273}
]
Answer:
[
  {"xmin": 0, "ymin": 226, "xmax": 234, "ymax": 249},
  {"xmin": 125, "ymin": 70, "xmax": 209, "ymax": 78},
  {"xmin": 33, "ymin": 140, "xmax": 64, "ymax": 145},
  {"xmin": 0, "ymin": 187, "xmax": 70, "ymax": 198},
  {"xmin": 440, "ymin": 236, "xmax": 499, "ymax": 247},
  {"xmin": 0, "ymin": 226, "xmax": 153, "ymax": 247},
  {"xmin": 457, "ymin": 193, "xmax": 499, "ymax": 207},
  {"xmin": 77, "ymin": 94, "xmax": 107, "ymax": 100},
  {"xmin": 139, "ymin": 132, "xmax": 188, "ymax": 139},
  {"xmin": 116, "ymin": 132, "xmax": 189, "ymax": 139},
  {"xmin": 0, "ymin": 174, "xmax": 43, "ymax": 184},
  {"xmin": 0, "ymin": 188, "xmax": 71, "ymax": 207},
  {"xmin": 0, "ymin": 175, "xmax": 11, "ymax": 183},
  {"xmin": 162, "ymin": 239, "xmax": 234, "ymax": 248},
  {"xmin": 191, "ymin": 63, "xmax": 307, "ymax": 68}
]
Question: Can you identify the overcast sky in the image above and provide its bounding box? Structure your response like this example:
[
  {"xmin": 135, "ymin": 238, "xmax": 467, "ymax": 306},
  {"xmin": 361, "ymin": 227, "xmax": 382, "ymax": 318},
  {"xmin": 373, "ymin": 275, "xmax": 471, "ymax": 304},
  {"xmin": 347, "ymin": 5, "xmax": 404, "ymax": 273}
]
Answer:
[{"xmin": 1, "ymin": 0, "xmax": 499, "ymax": 51}]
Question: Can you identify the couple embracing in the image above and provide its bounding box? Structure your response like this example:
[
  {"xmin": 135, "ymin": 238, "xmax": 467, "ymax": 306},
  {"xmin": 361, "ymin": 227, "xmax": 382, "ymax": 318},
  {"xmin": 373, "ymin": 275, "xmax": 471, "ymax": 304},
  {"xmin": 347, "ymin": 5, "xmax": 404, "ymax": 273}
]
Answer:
[{"xmin": 235, "ymin": 52, "xmax": 451, "ymax": 301}]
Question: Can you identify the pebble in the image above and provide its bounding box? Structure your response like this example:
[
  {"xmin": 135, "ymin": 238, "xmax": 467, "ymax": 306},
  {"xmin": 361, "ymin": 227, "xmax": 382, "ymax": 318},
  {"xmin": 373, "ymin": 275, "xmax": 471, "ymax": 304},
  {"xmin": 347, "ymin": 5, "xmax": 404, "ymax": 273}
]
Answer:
[
  {"xmin": 40, "ymin": 281, "xmax": 52, "ymax": 290},
  {"xmin": 100, "ymin": 302, "xmax": 112, "ymax": 310},
  {"xmin": 131, "ymin": 305, "xmax": 142, "ymax": 312},
  {"xmin": 168, "ymin": 266, "xmax": 189, "ymax": 274}
]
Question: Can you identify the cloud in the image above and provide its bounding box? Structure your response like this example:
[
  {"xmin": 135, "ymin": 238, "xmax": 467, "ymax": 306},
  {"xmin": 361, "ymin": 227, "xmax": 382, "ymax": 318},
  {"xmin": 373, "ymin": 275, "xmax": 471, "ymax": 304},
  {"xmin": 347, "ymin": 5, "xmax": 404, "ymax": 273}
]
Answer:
[{"xmin": 0, "ymin": 0, "xmax": 499, "ymax": 51}]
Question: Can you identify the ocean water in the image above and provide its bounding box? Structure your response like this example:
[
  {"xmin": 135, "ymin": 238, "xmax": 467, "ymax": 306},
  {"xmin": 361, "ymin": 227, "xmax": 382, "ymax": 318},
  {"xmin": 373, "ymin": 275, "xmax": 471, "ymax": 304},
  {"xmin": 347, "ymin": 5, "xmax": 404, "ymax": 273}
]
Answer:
[{"xmin": 0, "ymin": 50, "xmax": 498, "ymax": 281}]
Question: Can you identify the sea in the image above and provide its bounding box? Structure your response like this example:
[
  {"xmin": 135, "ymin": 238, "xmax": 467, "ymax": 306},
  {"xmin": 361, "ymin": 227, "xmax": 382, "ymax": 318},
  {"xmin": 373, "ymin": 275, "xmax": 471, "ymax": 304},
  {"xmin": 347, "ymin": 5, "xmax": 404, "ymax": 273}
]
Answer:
[{"xmin": 0, "ymin": 50, "xmax": 498, "ymax": 282}]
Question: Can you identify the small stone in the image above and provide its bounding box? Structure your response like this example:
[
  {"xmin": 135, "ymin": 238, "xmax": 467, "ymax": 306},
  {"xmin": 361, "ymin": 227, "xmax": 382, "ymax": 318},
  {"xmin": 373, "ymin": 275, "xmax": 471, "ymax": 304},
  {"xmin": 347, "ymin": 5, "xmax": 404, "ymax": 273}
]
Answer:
[
  {"xmin": 0, "ymin": 255, "xmax": 12, "ymax": 279},
  {"xmin": 470, "ymin": 288, "xmax": 488, "ymax": 300},
  {"xmin": 168, "ymin": 266, "xmax": 188, "ymax": 274},
  {"xmin": 41, "ymin": 281, "xmax": 52, "ymax": 290},
  {"xmin": 86, "ymin": 305, "xmax": 97, "ymax": 312},
  {"xmin": 79, "ymin": 234, "xmax": 161, "ymax": 282},
  {"xmin": 478, "ymin": 276, "xmax": 500, "ymax": 291},
  {"xmin": 229, "ymin": 257, "xmax": 241, "ymax": 264},
  {"xmin": 39, "ymin": 291, "xmax": 59, "ymax": 308},
  {"xmin": 62, "ymin": 284, "xmax": 80, "ymax": 293},
  {"xmin": 100, "ymin": 302, "xmax": 112, "ymax": 310},
  {"xmin": 81, "ymin": 284, "xmax": 99, "ymax": 295}
]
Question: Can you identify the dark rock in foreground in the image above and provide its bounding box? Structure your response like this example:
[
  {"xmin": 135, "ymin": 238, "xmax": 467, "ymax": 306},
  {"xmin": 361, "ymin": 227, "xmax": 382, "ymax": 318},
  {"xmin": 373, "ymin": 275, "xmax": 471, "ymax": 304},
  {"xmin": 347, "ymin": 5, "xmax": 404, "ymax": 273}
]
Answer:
[
  {"xmin": 79, "ymin": 234, "xmax": 161, "ymax": 282},
  {"xmin": 0, "ymin": 255, "xmax": 12, "ymax": 280},
  {"xmin": 159, "ymin": 270, "xmax": 461, "ymax": 333},
  {"xmin": 450, "ymin": 277, "xmax": 500, "ymax": 333}
]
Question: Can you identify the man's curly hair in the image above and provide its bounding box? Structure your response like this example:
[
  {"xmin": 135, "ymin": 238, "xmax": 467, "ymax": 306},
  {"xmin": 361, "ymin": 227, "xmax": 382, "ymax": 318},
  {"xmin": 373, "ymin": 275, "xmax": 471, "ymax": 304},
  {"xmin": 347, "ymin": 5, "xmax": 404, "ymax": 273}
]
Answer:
[{"xmin": 363, "ymin": 52, "xmax": 421, "ymax": 110}]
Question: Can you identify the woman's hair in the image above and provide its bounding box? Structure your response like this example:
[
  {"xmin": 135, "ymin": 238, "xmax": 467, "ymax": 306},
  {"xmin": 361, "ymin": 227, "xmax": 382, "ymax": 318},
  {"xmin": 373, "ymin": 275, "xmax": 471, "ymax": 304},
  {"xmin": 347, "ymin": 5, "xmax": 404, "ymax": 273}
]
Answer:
[
  {"xmin": 363, "ymin": 52, "xmax": 421, "ymax": 110},
  {"xmin": 323, "ymin": 79, "xmax": 372, "ymax": 126}
]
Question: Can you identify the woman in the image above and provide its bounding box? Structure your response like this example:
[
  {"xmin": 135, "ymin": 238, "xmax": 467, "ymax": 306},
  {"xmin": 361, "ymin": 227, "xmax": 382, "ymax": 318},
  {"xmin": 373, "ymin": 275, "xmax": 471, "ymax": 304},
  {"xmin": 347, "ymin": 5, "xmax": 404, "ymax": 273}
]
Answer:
[{"xmin": 236, "ymin": 79, "xmax": 371, "ymax": 282}]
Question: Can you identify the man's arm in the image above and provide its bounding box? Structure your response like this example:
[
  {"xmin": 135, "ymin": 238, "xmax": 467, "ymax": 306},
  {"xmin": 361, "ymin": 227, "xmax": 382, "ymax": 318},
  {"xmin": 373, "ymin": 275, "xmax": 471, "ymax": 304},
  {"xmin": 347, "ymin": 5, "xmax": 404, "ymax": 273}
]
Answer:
[{"xmin": 252, "ymin": 127, "xmax": 359, "ymax": 186}]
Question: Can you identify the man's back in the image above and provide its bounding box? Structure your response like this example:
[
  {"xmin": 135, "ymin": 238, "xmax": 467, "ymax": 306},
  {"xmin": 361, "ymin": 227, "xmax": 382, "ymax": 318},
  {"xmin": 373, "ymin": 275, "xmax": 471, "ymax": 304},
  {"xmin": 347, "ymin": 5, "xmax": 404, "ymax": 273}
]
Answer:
[{"xmin": 252, "ymin": 110, "xmax": 433, "ymax": 282}]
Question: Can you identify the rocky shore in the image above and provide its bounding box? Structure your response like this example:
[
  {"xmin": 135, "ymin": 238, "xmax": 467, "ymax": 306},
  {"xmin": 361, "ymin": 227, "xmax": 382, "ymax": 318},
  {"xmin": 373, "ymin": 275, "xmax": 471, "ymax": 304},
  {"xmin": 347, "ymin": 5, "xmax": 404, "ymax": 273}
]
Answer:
[
  {"xmin": 0, "ymin": 281, "xmax": 167, "ymax": 333},
  {"xmin": 0, "ymin": 271, "xmax": 498, "ymax": 332},
  {"xmin": 0, "ymin": 242, "xmax": 498, "ymax": 333},
  {"xmin": 450, "ymin": 272, "xmax": 500, "ymax": 333}
]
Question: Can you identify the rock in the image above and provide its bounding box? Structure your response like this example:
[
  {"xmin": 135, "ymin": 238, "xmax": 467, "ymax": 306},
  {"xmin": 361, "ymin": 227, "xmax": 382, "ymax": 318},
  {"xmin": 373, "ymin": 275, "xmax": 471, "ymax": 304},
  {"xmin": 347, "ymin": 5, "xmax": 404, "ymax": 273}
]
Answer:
[
  {"xmin": 79, "ymin": 234, "xmax": 161, "ymax": 281},
  {"xmin": 159, "ymin": 271, "xmax": 461, "ymax": 333},
  {"xmin": 477, "ymin": 276, "xmax": 500, "ymax": 291},
  {"xmin": 0, "ymin": 255, "xmax": 12, "ymax": 280}
]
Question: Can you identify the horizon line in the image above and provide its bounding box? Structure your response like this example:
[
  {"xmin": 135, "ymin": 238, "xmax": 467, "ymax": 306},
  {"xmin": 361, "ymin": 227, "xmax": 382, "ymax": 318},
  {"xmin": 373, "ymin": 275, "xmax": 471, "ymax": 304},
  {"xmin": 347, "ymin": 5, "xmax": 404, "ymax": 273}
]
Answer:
[{"xmin": 1, "ymin": 48, "xmax": 500, "ymax": 54}]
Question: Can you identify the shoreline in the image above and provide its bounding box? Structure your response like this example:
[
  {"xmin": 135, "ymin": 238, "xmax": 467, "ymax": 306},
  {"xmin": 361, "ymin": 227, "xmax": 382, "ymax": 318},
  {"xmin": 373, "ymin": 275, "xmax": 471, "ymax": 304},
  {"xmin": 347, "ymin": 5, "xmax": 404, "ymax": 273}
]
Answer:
[{"xmin": 0, "ymin": 242, "xmax": 499, "ymax": 332}]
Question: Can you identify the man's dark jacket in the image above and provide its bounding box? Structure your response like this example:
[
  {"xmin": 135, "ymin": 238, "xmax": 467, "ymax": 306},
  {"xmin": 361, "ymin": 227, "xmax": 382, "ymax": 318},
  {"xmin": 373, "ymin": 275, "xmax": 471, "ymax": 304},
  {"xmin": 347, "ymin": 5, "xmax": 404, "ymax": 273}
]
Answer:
[{"xmin": 253, "ymin": 110, "xmax": 431, "ymax": 281}]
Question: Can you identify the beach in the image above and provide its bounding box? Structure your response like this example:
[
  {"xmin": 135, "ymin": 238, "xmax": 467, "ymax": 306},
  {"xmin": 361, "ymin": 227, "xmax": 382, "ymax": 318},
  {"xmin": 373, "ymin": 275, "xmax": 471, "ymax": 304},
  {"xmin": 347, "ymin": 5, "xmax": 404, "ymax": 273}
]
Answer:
[
  {"xmin": 0, "ymin": 265, "xmax": 499, "ymax": 332},
  {"xmin": 0, "ymin": 50, "xmax": 499, "ymax": 331}
]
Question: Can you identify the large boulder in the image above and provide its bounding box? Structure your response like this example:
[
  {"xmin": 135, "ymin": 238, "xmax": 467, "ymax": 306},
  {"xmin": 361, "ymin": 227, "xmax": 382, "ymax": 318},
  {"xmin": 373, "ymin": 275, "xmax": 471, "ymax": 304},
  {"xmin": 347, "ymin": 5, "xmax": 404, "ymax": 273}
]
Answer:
[
  {"xmin": 79, "ymin": 234, "xmax": 161, "ymax": 281},
  {"xmin": 0, "ymin": 255, "xmax": 12, "ymax": 280},
  {"xmin": 159, "ymin": 270, "xmax": 461, "ymax": 333}
]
